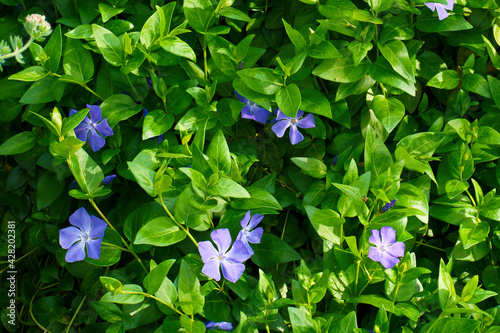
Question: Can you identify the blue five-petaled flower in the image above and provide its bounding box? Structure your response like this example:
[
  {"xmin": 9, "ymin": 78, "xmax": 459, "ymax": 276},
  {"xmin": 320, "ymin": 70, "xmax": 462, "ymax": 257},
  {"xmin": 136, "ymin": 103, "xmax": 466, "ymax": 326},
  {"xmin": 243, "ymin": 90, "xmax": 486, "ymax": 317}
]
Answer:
[
  {"xmin": 198, "ymin": 229, "xmax": 252, "ymax": 283},
  {"xmin": 425, "ymin": 0, "xmax": 454, "ymax": 20},
  {"xmin": 235, "ymin": 91, "xmax": 271, "ymax": 124},
  {"xmin": 71, "ymin": 105, "xmax": 113, "ymax": 152},
  {"xmin": 205, "ymin": 321, "xmax": 234, "ymax": 331},
  {"xmin": 368, "ymin": 226, "xmax": 405, "ymax": 269},
  {"xmin": 59, "ymin": 207, "xmax": 107, "ymax": 263},
  {"xmin": 236, "ymin": 211, "xmax": 264, "ymax": 255},
  {"xmin": 271, "ymin": 109, "xmax": 315, "ymax": 145}
]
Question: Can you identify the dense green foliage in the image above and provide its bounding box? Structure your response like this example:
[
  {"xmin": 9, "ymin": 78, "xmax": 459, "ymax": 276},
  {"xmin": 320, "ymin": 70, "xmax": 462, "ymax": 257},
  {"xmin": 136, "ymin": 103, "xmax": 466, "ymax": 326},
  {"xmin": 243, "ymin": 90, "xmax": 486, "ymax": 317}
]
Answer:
[{"xmin": 2, "ymin": 0, "xmax": 500, "ymax": 332}]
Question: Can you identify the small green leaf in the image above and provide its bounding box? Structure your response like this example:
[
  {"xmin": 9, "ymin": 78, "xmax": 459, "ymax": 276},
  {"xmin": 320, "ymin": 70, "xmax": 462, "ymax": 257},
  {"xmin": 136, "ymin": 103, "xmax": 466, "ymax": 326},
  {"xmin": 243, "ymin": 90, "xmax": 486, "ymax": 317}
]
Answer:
[
  {"xmin": 427, "ymin": 70, "xmax": 460, "ymax": 89},
  {"xmin": 92, "ymin": 24, "xmax": 124, "ymax": 66},
  {"xmin": 0, "ymin": 132, "xmax": 37, "ymax": 155},
  {"xmin": 135, "ymin": 217, "xmax": 186, "ymax": 246},
  {"xmin": 9, "ymin": 66, "xmax": 48, "ymax": 82},
  {"xmin": 276, "ymin": 84, "xmax": 301, "ymax": 118}
]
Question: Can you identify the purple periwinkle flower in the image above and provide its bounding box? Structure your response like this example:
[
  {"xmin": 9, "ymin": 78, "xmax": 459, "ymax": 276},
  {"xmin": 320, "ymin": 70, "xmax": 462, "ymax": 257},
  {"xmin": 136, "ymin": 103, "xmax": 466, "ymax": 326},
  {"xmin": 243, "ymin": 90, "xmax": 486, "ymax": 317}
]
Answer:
[
  {"xmin": 198, "ymin": 229, "xmax": 252, "ymax": 283},
  {"xmin": 368, "ymin": 226, "xmax": 405, "ymax": 269},
  {"xmin": 59, "ymin": 207, "xmax": 107, "ymax": 263},
  {"xmin": 235, "ymin": 91, "xmax": 271, "ymax": 124},
  {"xmin": 271, "ymin": 109, "xmax": 315, "ymax": 145},
  {"xmin": 102, "ymin": 175, "xmax": 116, "ymax": 185},
  {"xmin": 332, "ymin": 155, "xmax": 338, "ymax": 166},
  {"xmin": 70, "ymin": 105, "xmax": 113, "ymax": 152},
  {"xmin": 425, "ymin": 0, "xmax": 454, "ymax": 20},
  {"xmin": 236, "ymin": 211, "xmax": 264, "ymax": 255},
  {"xmin": 205, "ymin": 321, "xmax": 234, "ymax": 331},
  {"xmin": 381, "ymin": 199, "xmax": 397, "ymax": 213}
]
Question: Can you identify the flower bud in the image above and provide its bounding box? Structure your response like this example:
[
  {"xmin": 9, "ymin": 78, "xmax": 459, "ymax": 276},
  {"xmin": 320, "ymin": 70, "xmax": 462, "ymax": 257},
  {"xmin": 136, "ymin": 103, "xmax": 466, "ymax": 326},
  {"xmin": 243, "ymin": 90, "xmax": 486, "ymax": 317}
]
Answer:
[{"xmin": 23, "ymin": 14, "xmax": 52, "ymax": 40}]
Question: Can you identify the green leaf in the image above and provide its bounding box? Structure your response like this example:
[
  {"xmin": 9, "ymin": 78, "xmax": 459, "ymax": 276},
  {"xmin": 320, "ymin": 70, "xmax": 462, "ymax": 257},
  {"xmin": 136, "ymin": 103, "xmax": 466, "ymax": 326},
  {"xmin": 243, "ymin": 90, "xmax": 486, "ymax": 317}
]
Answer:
[
  {"xmin": 63, "ymin": 38, "xmax": 94, "ymax": 84},
  {"xmin": 291, "ymin": 157, "xmax": 327, "ymax": 179},
  {"xmin": 101, "ymin": 94, "xmax": 143, "ymax": 127},
  {"xmin": 36, "ymin": 171, "xmax": 64, "ymax": 210},
  {"xmin": 308, "ymin": 40, "xmax": 342, "ymax": 59},
  {"xmin": 329, "ymin": 311, "xmax": 357, "ymax": 332},
  {"xmin": 422, "ymin": 318, "xmax": 480, "ymax": 333},
  {"xmin": 230, "ymin": 187, "xmax": 282, "ymax": 211},
  {"xmin": 459, "ymin": 218, "xmax": 490, "ymax": 250},
  {"xmin": 86, "ymin": 228, "xmax": 122, "ymax": 266},
  {"xmin": 180, "ymin": 315, "xmax": 206, "ymax": 333},
  {"xmin": 49, "ymin": 136, "xmax": 85, "ymax": 160},
  {"xmin": 427, "ymin": 70, "xmax": 460, "ymax": 89},
  {"xmin": 252, "ymin": 234, "xmax": 301, "ymax": 267},
  {"xmin": 143, "ymin": 110, "xmax": 175, "ymax": 140},
  {"xmin": 347, "ymin": 295, "xmax": 419, "ymax": 321},
  {"xmin": 237, "ymin": 68, "xmax": 282, "ymax": 95},
  {"xmin": 144, "ymin": 259, "xmax": 176, "ymax": 294},
  {"xmin": 348, "ymin": 41, "xmax": 373, "ymax": 66},
  {"xmin": 370, "ymin": 208, "xmax": 425, "ymax": 229},
  {"xmin": 313, "ymin": 58, "xmax": 368, "ymax": 83},
  {"xmin": 45, "ymin": 25, "xmax": 62, "ymax": 73},
  {"xmin": 378, "ymin": 40, "xmax": 415, "ymax": 82},
  {"xmin": 62, "ymin": 108, "xmax": 90, "ymax": 136},
  {"xmin": 9, "ymin": 66, "xmax": 48, "ymax": 82},
  {"xmin": 371, "ymin": 95, "xmax": 405, "ymax": 133},
  {"xmin": 92, "ymin": 24, "xmax": 124, "ymax": 66},
  {"xmin": 183, "ymin": 0, "xmax": 215, "ymax": 33},
  {"xmin": 368, "ymin": 57, "xmax": 415, "ymax": 96},
  {"xmin": 101, "ymin": 285, "xmax": 145, "ymax": 304},
  {"xmin": 276, "ymin": 84, "xmax": 301, "ymax": 118},
  {"xmin": 208, "ymin": 177, "xmax": 250, "ymax": 198},
  {"xmin": 301, "ymin": 88, "xmax": 332, "ymax": 118},
  {"xmin": 364, "ymin": 126, "xmax": 392, "ymax": 180},
  {"xmin": 90, "ymin": 301, "xmax": 123, "ymax": 323},
  {"xmin": 98, "ymin": 3, "xmax": 125, "ymax": 23},
  {"xmin": 206, "ymin": 129, "xmax": 231, "ymax": 175},
  {"xmin": 416, "ymin": 14, "xmax": 473, "ymax": 33},
  {"xmin": 135, "ymin": 217, "xmax": 186, "ymax": 246},
  {"xmin": 161, "ymin": 37, "xmax": 197, "ymax": 62},
  {"xmin": 282, "ymin": 19, "xmax": 307, "ymax": 50},
  {"xmin": 380, "ymin": 16, "xmax": 414, "ymax": 44},
  {"xmin": 445, "ymin": 179, "xmax": 469, "ymax": 199},
  {"xmin": 0, "ymin": 131, "xmax": 37, "ymax": 155},
  {"xmin": 219, "ymin": 7, "xmax": 251, "ymax": 22},
  {"xmin": 128, "ymin": 161, "xmax": 156, "ymax": 196},
  {"xmin": 288, "ymin": 307, "xmax": 320, "ymax": 333},
  {"xmin": 69, "ymin": 149, "xmax": 104, "ymax": 194},
  {"xmin": 438, "ymin": 259, "xmax": 456, "ymax": 310},
  {"xmin": 178, "ymin": 260, "xmax": 204, "ymax": 315},
  {"xmin": 462, "ymin": 74, "xmax": 491, "ymax": 98},
  {"xmin": 19, "ymin": 76, "xmax": 59, "ymax": 104}
]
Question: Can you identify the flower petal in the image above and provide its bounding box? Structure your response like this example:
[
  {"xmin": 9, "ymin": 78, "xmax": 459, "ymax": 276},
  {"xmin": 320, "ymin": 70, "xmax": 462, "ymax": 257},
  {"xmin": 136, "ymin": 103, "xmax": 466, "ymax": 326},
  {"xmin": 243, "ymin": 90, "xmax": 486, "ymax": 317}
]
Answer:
[
  {"xmin": 69, "ymin": 207, "xmax": 92, "ymax": 234},
  {"xmin": 387, "ymin": 241, "xmax": 405, "ymax": 258},
  {"xmin": 248, "ymin": 213, "xmax": 264, "ymax": 230},
  {"xmin": 87, "ymin": 104, "xmax": 102, "ymax": 123},
  {"xmin": 276, "ymin": 109, "xmax": 291, "ymax": 121},
  {"xmin": 246, "ymin": 227, "xmax": 263, "ymax": 244},
  {"xmin": 88, "ymin": 128, "xmax": 106, "ymax": 152},
  {"xmin": 211, "ymin": 228, "xmax": 232, "ymax": 254},
  {"xmin": 241, "ymin": 104, "xmax": 255, "ymax": 120},
  {"xmin": 220, "ymin": 260, "xmax": 246, "ymax": 283},
  {"xmin": 240, "ymin": 211, "xmax": 251, "ymax": 229},
  {"xmin": 295, "ymin": 109, "xmax": 304, "ymax": 119},
  {"xmin": 252, "ymin": 106, "xmax": 271, "ymax": 124},
  {"xmin": 380, "ymin": 226, "xmax": 397, "ymax": 246},
  {"xmin": 65, "ymin": 240, "xmax": 86, "ymax": 262},
  {"xmin": 289, "ymin": 125, "xmax": 304, "ymax": 145},
  {"xmin": 217, "ymin": 322, "xmax": 234, "ymax": 331},
  {"xmin": 369, "ymin": 229, "xmax": 382, "ymax": 247},
  {"xmin": 59, "ymin": 226, "xmax": 83, "ymax": 249},
  {"xmin": 296, "ymin": 114, "xmax": 315, "ymax": 129},
  {"xmin": 424, "ymin": 2, "xmax": 436, "ymax": 11},
  {"xmin": 89, "ymin": 216, "xmax": 107, "ymax": 238},
  {"xmin": 95, "ymin": 119, "xmax": 114, "ymax": 137},
  {"xmin": 202, "ymin": 258, "xmax": 221, "ymax": 281},
  {"xmin": 234, "ymin": 91, "xmax": 249, "ymax": 104},
  {"xmin": 198, "ymin": 241, "xmax": 219, "ymax": 263},
  {"xmin": 102, "ymin": 175, "xmax": 116, "ymax": 185},
  {"xmin": 225, "ymin": 240, "xmax": 252, "ymax": 263},
  {"xmin": 86, "ymin": 237, "xmax": 103, "ymax": 259},
  {"xmin": 69, "ymin": 108, "xmax": 78, "ymax": 117},
  {"xmin": 368, "ymin": 246, "xmax": 382, "ymax": 263},
  {"xmin": 271, "ymin": 120, "xmax": 291, "ymax": 138},
  {"xmin": 444, "ymin": 0, "xmax": 454, "ymax": 10},
  {"xmin": 436, "ymin": 5, "xmax": 449, "ymax": 20},
  {"xmin": 74, "ymin": 124, "xmax": 90, "ymax": 142},
  {"xmin": 379, "ymin": 252, "xmax": 400, "ymax": 269}
]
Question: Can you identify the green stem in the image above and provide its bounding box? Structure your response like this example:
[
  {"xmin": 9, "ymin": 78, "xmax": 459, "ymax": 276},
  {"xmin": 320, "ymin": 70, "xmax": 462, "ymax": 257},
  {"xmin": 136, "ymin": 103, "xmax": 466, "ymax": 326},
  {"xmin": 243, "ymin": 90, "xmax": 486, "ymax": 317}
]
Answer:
[
  {"xmin": 65, "ymin": 295, "xmax": 87, "ymax": 333},
  {"xmin": 128, "ymin": 291, "xmax": 184, "ymax": 315},
  {"xmin": 465, "ymin": 189, "xmax": 477, "ymax": 207},
  {"xmin": 89, "ymin": 199, "xmax": 148, "ymax": 274},
  {"xmin": 415, "ymin": 240, "xmax": 446, "ymax": 252},
  {"xmin": 0, "ymin": 36, "xmax": 35, "ymax": 60},
  {"xmin": 203, "ymin": 36, "xmax": 208, "ymax": 79},
  {"xmin": 82, "ymin": 84, "xmax": 105, "ymax": 101},
  {"xmin": 159, "ymin": 193, "xmax": 198, "ymax": 247}
]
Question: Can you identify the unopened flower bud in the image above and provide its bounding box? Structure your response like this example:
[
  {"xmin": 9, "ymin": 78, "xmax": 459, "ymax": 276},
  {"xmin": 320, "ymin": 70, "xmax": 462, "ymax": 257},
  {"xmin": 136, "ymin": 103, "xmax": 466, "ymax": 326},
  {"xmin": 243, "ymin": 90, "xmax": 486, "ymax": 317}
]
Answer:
[{"xmin": 24, "ymin": 14, "xmax": 52, "ymax": 40}]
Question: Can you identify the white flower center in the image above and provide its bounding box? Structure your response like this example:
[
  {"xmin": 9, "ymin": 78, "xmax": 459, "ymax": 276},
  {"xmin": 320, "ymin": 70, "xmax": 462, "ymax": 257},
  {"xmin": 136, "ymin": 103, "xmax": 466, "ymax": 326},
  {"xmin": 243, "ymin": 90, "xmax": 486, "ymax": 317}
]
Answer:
[{"xmin": 81, "ymin": 233, "xmax": 89, "ymax": 242}]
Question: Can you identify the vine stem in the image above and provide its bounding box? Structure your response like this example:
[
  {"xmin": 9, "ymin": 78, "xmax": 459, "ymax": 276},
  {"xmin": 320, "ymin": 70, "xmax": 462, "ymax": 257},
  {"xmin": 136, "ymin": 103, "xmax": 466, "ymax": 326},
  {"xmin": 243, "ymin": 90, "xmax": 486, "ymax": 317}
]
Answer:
[
  {"xmin": 82, "ymin": 84, "xmax": 105, "ymax": 101},
  {"xmin": 125, "ymin": 74, "xmax": 144, "ymax": 104},
  {"xmin": 65, "ymin": 295, "xmax": 87, "ymax": 333},
  {"xmin": 127, "ymin": 291, "xmax": 183, "ymax": 316},
  {"xmin": 0, "ymin": 36, "xmax": 35, "ymax": 60},
  {"xmin": 89, "ymin": 199, "xmax": 148, "ymax": 274},
  {"xmin": 159, "ymin": 193, "xmax": 198, "ymax": 247},
  {"xmin": 414, "ymin": 240, "xmax": 446, "ymax": 252}
]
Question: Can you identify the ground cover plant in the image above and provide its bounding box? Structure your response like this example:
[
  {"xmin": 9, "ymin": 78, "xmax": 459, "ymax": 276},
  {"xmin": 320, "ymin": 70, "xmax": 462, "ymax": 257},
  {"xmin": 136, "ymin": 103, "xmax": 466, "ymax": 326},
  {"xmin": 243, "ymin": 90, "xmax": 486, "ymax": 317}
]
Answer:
[{"xmin": 2, "ymin": 0, "xmax": 500, "ymax": 332}]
